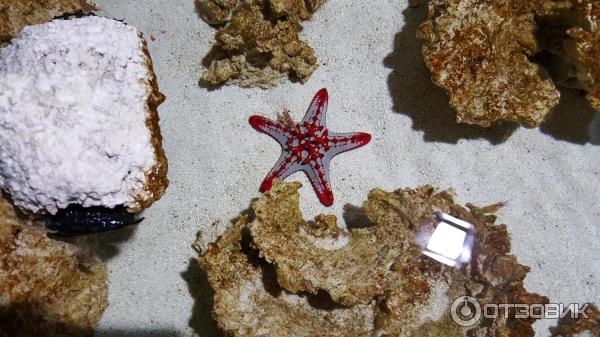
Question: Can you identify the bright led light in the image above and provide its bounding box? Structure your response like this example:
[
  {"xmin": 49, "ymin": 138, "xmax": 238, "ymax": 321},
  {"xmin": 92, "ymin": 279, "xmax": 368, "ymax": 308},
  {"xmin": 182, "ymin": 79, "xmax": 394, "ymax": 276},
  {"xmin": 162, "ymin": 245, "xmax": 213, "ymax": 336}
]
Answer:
[
  {"xmin": 426, "ymin": 222, "xmax": 467, "ymax": 260},
  {"xmin": 423, "ymin": 251, "xmax": 458, "ymax": 267},
  {"xmin": 421, "ymin": 212, "xmax": 475, "ymax": 267}
]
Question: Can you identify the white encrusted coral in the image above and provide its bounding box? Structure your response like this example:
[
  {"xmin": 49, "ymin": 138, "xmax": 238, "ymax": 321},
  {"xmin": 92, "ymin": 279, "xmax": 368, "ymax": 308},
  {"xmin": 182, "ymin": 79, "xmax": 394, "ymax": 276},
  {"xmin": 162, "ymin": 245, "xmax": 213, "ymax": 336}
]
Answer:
[{"xmin": 0, "ymin": 16, "xmax": 167, "ymax": 214}]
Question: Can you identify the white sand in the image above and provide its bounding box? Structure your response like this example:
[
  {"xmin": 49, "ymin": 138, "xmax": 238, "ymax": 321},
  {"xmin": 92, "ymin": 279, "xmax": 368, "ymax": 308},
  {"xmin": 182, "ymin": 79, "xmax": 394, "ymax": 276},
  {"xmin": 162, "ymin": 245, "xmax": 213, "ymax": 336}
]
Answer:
[{"xmin": 88, "ymin": 0, "xmax": 599, "ymax": 336}]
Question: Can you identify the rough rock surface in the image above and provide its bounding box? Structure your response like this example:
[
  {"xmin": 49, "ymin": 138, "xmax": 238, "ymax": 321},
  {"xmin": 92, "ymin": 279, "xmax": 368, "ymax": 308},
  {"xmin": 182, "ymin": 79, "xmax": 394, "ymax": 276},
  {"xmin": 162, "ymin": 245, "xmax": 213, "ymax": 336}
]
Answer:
[
  {"xmin": 0, "ymin": 197, "xmax": 108, "ymax": 337},
  {"xmin": 197, "ymin": 0, "xmax": 323, "ymax": 88},
  {"xmin": 418, "ymin": 0, "xmax": 560, "ymax": 127},
  {"xmin": 0, "ymin": 0, "xmax": 95, "ymax": 41},
  {"xmin": 419, "ymin": 0, "xmax": 600, "ymax": 127},
  {"xmin": 250, "ymin": 182, "xmax": 439, "ymax": 307},
  {"xmin": 198, "ymin": 210, "xmax": 375, "ymax": 337},
  {"xmin": 198, "ymin": 181, "xmax": 550, "ymax": 337},
  {"xmin": 539, "ymin": 0, "xmax": 600, "ymax": 110}
]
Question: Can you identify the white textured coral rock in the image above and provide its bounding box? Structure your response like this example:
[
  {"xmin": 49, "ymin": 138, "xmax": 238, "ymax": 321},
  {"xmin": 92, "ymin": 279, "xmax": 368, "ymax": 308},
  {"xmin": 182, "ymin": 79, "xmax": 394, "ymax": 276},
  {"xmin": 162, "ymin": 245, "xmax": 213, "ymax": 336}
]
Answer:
[{"xmin": 0, "ymin": 16, "xmax": 166, "ymax": 214}]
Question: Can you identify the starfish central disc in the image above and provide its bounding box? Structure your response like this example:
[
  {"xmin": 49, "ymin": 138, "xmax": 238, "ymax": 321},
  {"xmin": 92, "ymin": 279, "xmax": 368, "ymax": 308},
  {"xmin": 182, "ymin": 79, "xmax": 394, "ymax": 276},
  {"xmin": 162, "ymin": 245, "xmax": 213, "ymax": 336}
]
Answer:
[
  {"xmin": 249, "ymin": 88, "xmax": 371, "ymax": 206},
  {"xmin": 287, "ymin": 124, "xmax": 328, "ymax": 164}
]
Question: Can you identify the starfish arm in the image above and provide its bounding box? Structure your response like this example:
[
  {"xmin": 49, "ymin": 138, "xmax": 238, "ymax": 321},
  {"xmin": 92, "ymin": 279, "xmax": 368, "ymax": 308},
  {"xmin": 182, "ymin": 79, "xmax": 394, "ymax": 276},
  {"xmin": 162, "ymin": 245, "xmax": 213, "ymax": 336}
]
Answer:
[
  {"xmin": 249, "ymin": 115, "xmax": 290, "ymax": 145},
  {"xmin": 325, "ymin": 132, "xmax": 372, "ymax": 157},
  {"xmin": 301, "ymin": 88, "xmax": 328, "ymax": 128},
  {"xmin": 259, "ymin": 152, "xmax": 302, "ymax": 192},
  {"xmin": 303, "ymin": 158, "xmax": 334, "ymax": 206}
]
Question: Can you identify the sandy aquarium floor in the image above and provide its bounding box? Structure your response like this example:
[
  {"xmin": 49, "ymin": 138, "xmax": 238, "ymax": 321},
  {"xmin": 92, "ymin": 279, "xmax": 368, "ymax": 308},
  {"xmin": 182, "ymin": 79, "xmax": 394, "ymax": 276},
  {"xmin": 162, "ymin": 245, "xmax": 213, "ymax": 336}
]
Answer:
[{"xmin": 87, "ymin": 0, "xmax": 600, "ymax": 336}]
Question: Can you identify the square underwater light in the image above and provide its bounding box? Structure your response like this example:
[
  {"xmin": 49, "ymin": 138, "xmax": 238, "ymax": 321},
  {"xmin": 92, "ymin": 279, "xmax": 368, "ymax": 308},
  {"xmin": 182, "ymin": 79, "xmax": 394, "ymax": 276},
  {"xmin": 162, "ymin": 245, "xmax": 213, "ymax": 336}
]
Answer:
[{"xmin": 421, "ymin": 212, "xmax": 474, "ymax": 267}]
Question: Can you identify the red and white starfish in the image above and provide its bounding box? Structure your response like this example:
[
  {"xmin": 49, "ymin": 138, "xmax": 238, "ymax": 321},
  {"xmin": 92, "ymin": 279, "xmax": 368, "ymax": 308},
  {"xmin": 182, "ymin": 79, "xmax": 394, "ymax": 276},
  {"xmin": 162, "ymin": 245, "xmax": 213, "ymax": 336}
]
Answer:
[{"xmin": 249, "ymin": 88, "xmax": 371, "ymax": 206}]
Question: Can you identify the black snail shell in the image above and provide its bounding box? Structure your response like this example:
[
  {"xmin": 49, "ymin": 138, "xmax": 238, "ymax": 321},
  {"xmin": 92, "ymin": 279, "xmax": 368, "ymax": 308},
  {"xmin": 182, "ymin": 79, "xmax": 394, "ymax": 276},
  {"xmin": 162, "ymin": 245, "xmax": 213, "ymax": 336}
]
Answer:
[{"xmin": 47, "ymin": 205, "xmax": 143, "ymax": 236}]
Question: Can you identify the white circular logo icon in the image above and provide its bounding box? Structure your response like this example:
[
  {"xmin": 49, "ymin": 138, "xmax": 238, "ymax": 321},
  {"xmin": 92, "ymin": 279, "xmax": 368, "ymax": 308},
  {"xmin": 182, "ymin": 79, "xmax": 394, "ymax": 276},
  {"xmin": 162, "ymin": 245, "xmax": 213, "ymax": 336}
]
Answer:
[{"xmin": 450, "ymin": 296, "xmax": 482, "ymax": 327}]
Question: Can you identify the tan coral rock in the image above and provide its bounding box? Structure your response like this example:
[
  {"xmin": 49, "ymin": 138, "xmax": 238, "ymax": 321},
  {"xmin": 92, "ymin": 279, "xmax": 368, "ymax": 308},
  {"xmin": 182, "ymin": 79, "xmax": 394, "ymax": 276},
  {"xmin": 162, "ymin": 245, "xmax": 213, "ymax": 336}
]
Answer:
[
  {"xmin": 0, "ymin": 197, "xmax": 108, "ymax": 337},
  {"xmin": 250, "ymin": 182, "xmax": 440, "ymax": 307},
  {"xmin": 418, "ymin": 0, "xmax": 561, "ymax": 127},
  {"xmin": 419, "ymin": 0, "xmax": 600, "ymax": 126},
  {"xmin": 305, "ymin": 0, "xmax": 325, "ymax": 11},
  {"xmin": 539, "ymin": 0, "xmax": 600, "ymax": 110},
  {"xmin": 215, "ymin": 4, "xmax": 272, "ymax": 51},
  {"xmin": 195, "ymin": 0, "xmax": 241, "ymax": 25},
  {"xmin": 199, "ymin": 181, "xmax": 550, "ymax": 337},
  {"xmin": 198, "ymin": 211, "xmax": 374, "ymax": 337},
  {"xmin": 203, "ymin": 55, "xmax": 287, "ymax": 88},
  {"xmin": 0, "ymin": 0, "xmax": 95, "ymax": 41},
  {"xmin": 198, "ymin": 0, "xmax": 321, "ymax": 88},
  {"xmin": 268, "ymin": 0, "xmax": 312, "ymax": 19},
  {"xmin": 564, "ymin": 27, "xmax": 600, "ymax": 109}
]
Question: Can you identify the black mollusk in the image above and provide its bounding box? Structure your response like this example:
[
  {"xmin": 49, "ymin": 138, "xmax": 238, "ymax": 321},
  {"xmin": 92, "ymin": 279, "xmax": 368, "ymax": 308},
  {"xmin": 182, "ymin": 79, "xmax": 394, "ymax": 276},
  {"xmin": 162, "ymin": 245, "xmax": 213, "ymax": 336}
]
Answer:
[
  {"xmin": 47, "ymin": 204, "xmax": 143, "ymax": 236},
  {"xmin": 53, "ymin": 10, "xmax": 97, "ymax": 20}
]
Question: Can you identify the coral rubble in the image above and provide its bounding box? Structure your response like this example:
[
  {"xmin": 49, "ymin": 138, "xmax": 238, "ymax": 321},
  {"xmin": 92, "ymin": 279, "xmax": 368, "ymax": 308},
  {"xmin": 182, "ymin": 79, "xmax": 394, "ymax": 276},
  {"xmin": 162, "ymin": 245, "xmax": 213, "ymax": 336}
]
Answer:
[
  {"xmin": 198, "ymin": 181, "xmax": 548, "ymax": 336},
  {"xmin": 0, "ymin": 0, "xmax": 95, "ymax": 41},
  {"xmin": 197, "ymin": 0, "xmax": 324, "ymax": 88},
  {"xmin": 0, "ymin": 197, "xmax": 108, "ymax": 337},
  {"xmin": 418, "ymin": 0, "xmax": 600, "ymax": 127}
]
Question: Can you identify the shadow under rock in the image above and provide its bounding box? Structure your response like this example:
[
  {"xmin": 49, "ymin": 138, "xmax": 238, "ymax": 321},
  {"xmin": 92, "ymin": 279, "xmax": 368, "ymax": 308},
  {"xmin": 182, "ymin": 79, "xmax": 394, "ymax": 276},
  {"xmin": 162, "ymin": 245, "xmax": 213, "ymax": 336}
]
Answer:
[
  {"xmin": 540, "ymin": 86, "xmax": 600, "ymax": 145},
  {"xmin": 197, "ymin": 46, "xmax": 227, "ymax": 91},
  {"xmin": 0, "ymin": 302, "xmax": 95, "ymax": 337},
  {"xmin": 1, "ymin": 303, "xmax": 180, "ymax": 337},
  {"xmin": 56, "ymin": 223, "xmax": 138, "ymax": 261},
  {"xmin": 2, "ymin": 191, "xmax": 137, "ymax": 261},
  {"xmin": 305, "ymin": 290, "xmax": 349, "ymax": 311},
  {"xmin": 342, "ymin": 204, "xmax": 373, "ymax": 230},
  {"xmin": 181, "ymin": 258, "xmax": 223, "ymax": 337},
  {"xmin": 383, "ymin": 1, "xmax": 518, "ymax": 144}
]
